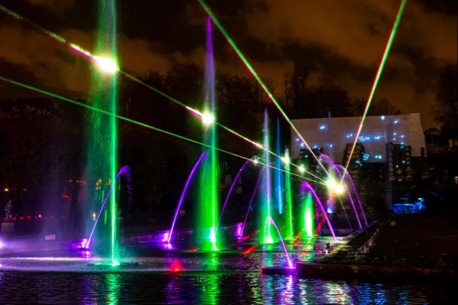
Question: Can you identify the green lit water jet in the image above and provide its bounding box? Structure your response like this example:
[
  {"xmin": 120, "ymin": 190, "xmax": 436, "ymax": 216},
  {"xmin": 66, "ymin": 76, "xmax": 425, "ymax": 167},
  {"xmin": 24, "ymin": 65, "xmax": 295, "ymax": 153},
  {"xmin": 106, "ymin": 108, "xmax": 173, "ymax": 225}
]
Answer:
[
  {"xmin": 198, "ymin": 16, "xmax": 219, "ymax": 251},
  {"xmin": 85, "ymin": 0, "xmax": 119, "ymax": 265},
  {"xmin": 283, "ymin": 149, "xmax": 294, "ymax": 240}
]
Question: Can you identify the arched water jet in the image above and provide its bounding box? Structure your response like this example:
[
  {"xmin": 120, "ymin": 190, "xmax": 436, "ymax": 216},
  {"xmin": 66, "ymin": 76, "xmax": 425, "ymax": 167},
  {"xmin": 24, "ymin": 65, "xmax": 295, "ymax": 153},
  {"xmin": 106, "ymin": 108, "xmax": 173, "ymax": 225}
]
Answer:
[
  {"xmin": 336, "ymin": 196, "xmax": 353, "ymax": 231},
  {"xmin": 300, "ymin": 181, "xmax": 337, "ymax": 241},
  {"xmin": 215, "ymin": 156, "xmax": 256, "ymax": 237},
  {"xmin": 240, "ymin": 166, "xmax": 266, "ymax": 238},
  {"xmin": 336, "ymin": 164, "xmax": 368, "ymax": 226},
  {"xmin": 167, "ymin": 152, "xmax": 207, "ymax": 244},
  {"xmin": 85, "ymin": 165, "xmax": 132, "ymax": 250},
  {"xmin": 262, "ymin": 216, "xmax": 294, "ymax": 269},
  {"xmin": 319, "ymin": 154, "xmax": 362, "ymax": 229}
]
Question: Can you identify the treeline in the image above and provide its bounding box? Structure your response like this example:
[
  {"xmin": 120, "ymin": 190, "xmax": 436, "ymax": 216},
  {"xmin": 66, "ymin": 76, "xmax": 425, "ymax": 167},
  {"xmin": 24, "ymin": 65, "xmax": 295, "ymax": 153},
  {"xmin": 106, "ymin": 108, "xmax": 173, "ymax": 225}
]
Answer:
[{"xmin": 0, "ymin": 62, "xmax": 402, "ymax": 221}]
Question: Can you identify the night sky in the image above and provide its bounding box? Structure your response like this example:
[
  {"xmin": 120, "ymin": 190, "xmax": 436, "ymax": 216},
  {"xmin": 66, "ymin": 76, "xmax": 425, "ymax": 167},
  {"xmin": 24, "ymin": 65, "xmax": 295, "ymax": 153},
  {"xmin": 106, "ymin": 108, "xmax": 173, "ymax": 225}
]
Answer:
[{"xmin": 0, "ymin": 0, "xmax": 456, "ymax": 129}]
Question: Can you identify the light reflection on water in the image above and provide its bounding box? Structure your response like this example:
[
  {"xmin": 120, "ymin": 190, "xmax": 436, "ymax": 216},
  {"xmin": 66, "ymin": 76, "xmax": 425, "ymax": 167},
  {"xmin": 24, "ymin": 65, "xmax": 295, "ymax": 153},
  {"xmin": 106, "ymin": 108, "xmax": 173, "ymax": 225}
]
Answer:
[
  {"xmin": 0, "ymin": 250, "xmax": 454, "ymax": 304},
  {"xmin": 0, "ymin": 271, "xmax": 452, "ymax": 304}
]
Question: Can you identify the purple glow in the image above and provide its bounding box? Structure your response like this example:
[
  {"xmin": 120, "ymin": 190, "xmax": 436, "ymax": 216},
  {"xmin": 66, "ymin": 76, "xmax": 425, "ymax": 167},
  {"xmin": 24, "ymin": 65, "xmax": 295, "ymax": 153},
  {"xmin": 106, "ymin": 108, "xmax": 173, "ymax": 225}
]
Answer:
[
  {"xmin": 86, "ymin": 165, "xmax": 132, "ymax": 249},
  {"xmin": 216, "ymin": 157, "xmax": 254, "ymax": 235},
  {"xmin": 266, "ymin": 216, "xmax": 294, "ymax": 269},
  {"xmin": 167, "ymin": 152, "xmax": 207, "ymax": 243},
  {"xmin": 234, "ymin": 222, "xmax": 243, "ymax": 237},
  {"xmin": 241, "ymin": 166, "xmax": 266, "ymax": 237},
  {"xmin": 161, "ymin": 232, "xmax": 170, "ymax": 243},
  {"xmin": 300, "ymin": 181, "xmax": 337, "ymax": 241},
  {"xmin": 336, "ymin": 164, "xmax": 367, "ymax": 226},
  {"xmin": 319, "ymin": 154, "xmax": 362, "ymax": 229}
]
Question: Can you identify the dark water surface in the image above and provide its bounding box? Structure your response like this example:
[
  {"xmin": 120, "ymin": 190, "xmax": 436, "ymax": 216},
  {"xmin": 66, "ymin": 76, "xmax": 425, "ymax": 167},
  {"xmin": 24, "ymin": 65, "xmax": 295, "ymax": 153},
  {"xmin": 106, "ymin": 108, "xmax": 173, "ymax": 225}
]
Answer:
[
  {"xmin": 0, "ymin": 270, "xmax": 454, "ymax": 304},
  {"xmin": 0, "ymin": 250, "xmax": 454, "ymax": 304}
]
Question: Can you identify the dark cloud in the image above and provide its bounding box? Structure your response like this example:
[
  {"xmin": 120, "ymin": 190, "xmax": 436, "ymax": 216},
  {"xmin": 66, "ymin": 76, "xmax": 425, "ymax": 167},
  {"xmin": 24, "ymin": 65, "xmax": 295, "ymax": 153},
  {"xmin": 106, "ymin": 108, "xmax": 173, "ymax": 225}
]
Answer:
[{"xmin": 0, "ymin": 0, "xmax": 456, "ymax": 129}]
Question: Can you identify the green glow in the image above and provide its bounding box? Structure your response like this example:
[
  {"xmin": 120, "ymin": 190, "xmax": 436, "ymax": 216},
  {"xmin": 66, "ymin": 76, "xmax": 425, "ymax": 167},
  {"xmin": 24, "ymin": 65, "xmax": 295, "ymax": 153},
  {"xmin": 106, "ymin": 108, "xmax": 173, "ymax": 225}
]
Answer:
[
  {"xmin": 284, "ymin": 149, "xmax": 294, "ymax": 240},
  {"xmin": 198, "ymin": 18, "xmax": 219, "ymax": 251},
  {"xmin": 199, "ymin": 0, "xmax": 329, "ymax": 176},
  {"xmin": 343, "ymin": 0, "xmax": 407, "ymax": 175},
  {"xmin": 304, "ymin": 192, "xmax": 315, "ymax": 238},
  {"xmin": 88, "ymin": 0, "xmax": 119, "ymax": 264},
  {"xmin": 106, "ymin": 273, "xmax": 120, "ymax": 305}
]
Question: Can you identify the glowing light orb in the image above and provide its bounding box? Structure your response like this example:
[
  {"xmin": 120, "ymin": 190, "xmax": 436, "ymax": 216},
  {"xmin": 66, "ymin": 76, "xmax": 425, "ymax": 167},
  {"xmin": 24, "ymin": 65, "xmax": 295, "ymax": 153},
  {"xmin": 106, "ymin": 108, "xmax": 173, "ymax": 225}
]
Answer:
[
  {"xmin": 334, "ymin": 184, "xmax": 345, "ymax": 195},
  {"xmin": 209, "ymin": 227, "xmax": 216, "ymax": 243},
  {"xmin": 93, "ymin": 56, "xmax": 118, "ymax": 74},
  {"xmin": 281, "ymin": 154, "xmax": 290, "ymax": 164},
  {"xmin": 111, "ymin": 260, "xmax": 120, "ymax": 267},
  {"xmin": 253, "ymin": 142, "xmax": 263, "ymax": 149},
  {"xmin": 201, "ymin": 111, "xmax": 215, "ymax": 126},
  {"xmin": 298, "ymin": 164, "xmax": 306, "ymax": 173}
]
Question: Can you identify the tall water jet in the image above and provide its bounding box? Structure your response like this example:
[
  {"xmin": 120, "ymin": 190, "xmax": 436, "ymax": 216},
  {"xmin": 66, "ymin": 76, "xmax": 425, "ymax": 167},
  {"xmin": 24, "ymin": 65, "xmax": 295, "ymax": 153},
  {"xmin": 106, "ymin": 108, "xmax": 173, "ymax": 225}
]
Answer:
[
  {"xmin": 262, "ymin": 109, "xmax": 273, "ymax": 244},
  {"xmin": 198, "ymin": 17, "xmax": 219, "ymax": 251},
  {"xmin": 85, "ymin": 0, "xmax": 119, "ymax": 265},
  {"xmin": 274, "ymin": 119, "xmax": 283, "ymax": 215},
  {"xmin": 168, "ymin": 153, "xmax": 207, "ymax": 244},
  {"xmin": 283, "ymin": 149, "xmax": 294, "ymax": 240}
]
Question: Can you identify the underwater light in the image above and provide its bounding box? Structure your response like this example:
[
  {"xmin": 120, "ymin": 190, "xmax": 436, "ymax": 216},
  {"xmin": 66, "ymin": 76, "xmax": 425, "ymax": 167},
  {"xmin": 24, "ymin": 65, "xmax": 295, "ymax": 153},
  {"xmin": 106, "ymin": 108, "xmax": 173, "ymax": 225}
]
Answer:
[{"xmin": 93, "ymin": 56, "xmax": 118, "ymax": 74}]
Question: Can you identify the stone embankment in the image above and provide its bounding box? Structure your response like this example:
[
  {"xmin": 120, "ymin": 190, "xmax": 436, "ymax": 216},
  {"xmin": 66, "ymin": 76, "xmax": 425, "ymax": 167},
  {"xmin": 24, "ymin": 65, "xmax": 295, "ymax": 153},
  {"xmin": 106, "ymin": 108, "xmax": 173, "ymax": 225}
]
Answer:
[{"xmin": 297, "ymin": 214, "xmax": 457, "ymax": 281}]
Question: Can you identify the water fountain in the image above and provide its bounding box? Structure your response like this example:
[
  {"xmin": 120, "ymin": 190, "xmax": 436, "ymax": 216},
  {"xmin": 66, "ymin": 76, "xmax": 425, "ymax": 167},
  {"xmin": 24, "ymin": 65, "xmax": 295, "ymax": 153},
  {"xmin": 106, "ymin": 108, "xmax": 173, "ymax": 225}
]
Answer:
[
  {"xmin": 84, "ymin": 0, "xmax": 120, "ymax": 266},
  {"xmin": 197, "ymin": 17, "xmax": 219, "ymax": 252},
  {"xmin": 0, "ymin": 1, "xmax": 371, "ymax": 274}
]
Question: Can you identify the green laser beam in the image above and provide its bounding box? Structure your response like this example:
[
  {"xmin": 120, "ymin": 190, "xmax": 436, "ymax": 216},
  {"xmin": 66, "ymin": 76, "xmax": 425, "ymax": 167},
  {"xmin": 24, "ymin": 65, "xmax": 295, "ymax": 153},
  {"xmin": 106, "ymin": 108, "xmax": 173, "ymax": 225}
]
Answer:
[
  {"xmin": 198, "ymin": 0, "xmax": 329, "ymax": 176},
  {"xmin": 343, "ymin": 0, "xmax": 407, "ymax": 177},
  {"xmin": 0, "ymin": 76, "xmax": 241, "ymax": 160},
  {"xmin": 0, "ymin": 75, "xmax": 324, "ymax": 185},
  {"xmin": 0, "ymin": 4, "xmax": 323, "ymax": 181}
]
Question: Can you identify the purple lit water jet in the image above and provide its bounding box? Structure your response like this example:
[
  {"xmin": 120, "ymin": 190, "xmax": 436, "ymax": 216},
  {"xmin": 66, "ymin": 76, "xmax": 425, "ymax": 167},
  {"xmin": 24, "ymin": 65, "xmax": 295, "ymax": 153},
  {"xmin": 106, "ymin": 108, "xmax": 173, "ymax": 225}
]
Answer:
[
  {"xmin": 336, "ymin": 164, "xmax": 367, "ymax": 226},
  {"xmin": 168, "ymin": 152, "xmax": 207, "ymax": 244},
  {"xmin": 263, "ymin": 216, "xmax": 294, "ymax": 269},
  {"xmin": 86, "ymin": 165, "xmax": 132, "ymax": 250},
  {"xmin": 240, "ymin": 166, "xmax": 266, "ymax": 237},
  {"xmin": 300, "ymin": 181, "xmax": 337, "ymax": 241},
  {"xmin": 216, "ymin": 156, "xmax": 255, "ymax": 236},
  {"xmin": 319, "ymin": 154, "xmax": 362, "ymax": 229}
]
